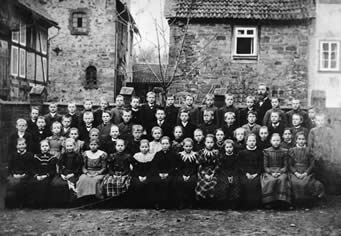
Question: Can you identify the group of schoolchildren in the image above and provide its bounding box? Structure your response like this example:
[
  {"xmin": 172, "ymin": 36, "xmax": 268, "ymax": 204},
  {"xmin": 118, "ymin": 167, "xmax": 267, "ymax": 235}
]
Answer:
[{"xmin": 5, "ymin": 85, "xmax": 334, "ymax": 210}]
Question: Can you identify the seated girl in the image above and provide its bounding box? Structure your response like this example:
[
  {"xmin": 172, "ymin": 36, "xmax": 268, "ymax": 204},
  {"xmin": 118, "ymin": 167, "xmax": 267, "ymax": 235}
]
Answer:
[
  {"xmin": 261, "ymin": 133, "xmax": 291, "ymax": 209},
  {"xmin": 174, "ymin": 138, "xmax": 198, "ymax": 209},
  {"xmin": 130, "ymin": 139, "xmax": 155, "ymax": 208},
  {"xmin": 215, "ymin": 139, "xmax": 240, "ymax": 209},
  {"xmin": 289, "ymin": 132, "xmax": 324, "ymax": 205},
  {"xmin": 238, "ymin": 134, "xmax": 263, "ymax": 209},
  {"xmin": 46, "ymin": 121, "xmax": 65, "ymax": 159},
  {"xmin": 76, "ymin": 138, "xmax": 107, "ymax": 199},
  {"xmin": 50, "ymin": 138, "xmax": 83, "ymax": 207}
]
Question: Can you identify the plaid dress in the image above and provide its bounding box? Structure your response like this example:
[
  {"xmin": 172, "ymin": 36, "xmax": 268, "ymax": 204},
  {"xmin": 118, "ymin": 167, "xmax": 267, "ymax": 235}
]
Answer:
[
  {"xmin": 195, "ymin": 149, "xmax": 219, "ymax": 200},
  {"xmin": 103, "ymin": 152, "xmax": 132, "ymax": 197}
]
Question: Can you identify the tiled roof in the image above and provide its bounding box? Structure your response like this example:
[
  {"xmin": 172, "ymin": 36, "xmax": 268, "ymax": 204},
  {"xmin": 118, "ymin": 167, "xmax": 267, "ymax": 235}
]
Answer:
[
  {"xmin": 133, "ymin": 64, "xmax": 166, "ymax": 84},
  {"xmin": 17, "ymin": 0, "xmax": 58, "ymax": 27},
  {"xmin": 165, "ymin": 0, "xmax": 315, "ymax": 20}
]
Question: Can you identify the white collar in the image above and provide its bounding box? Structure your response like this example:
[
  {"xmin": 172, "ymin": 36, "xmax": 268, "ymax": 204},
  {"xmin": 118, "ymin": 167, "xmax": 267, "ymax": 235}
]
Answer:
[
  {"xmin": 179, "ymin": 151, "xmax": 196, "ymax": 162},
  {"xmin": 246, "ymin": 146, "xmax": 257, "ymax": 151},
  {"xmin": 133, "ymin": 152, "xmax": 154, "ymax": 163}
]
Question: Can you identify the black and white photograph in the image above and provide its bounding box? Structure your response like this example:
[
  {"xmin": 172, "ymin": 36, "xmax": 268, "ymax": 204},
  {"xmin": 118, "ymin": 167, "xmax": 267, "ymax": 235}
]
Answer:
[{"xmin": 0, "ymin": 0, "xmax": 341, "ymax": 235}]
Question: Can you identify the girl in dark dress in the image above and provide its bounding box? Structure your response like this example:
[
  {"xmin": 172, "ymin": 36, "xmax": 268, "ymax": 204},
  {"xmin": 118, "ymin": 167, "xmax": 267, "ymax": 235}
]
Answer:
[
  {"xmin": 214, "ymin": 128, "xmax": 225, "ymax": 153},
  {"xmin": 257, "ymin": 126, "xmax": 271, "ymax": 151},
  {"xmin": 28, "ymin": 140, "xmax": 57, "ymax": 208},
  {"xmin": 215, "ymin": 139, "xmax": 240, "ymax": 209},
  {"xmin": 130, "ymin": 139, "xmax": 155, "ymax": 208},
  {"xmin": 151, "ymin": 136, "xmax": 176, "ymax": 209},
  {"xmin": 195, "ymin": 134, "xmax": 220, "ymax": 207},
  {"xmin": 172, "ymin": 126, "xmax": 184, "ymax": 153},
  {"xmin": 193, "ymin": 129, "xmax": 205, "ymax": 152},
  {"xmin": 234, "ymin": 127, "xmax": 246, "ymax": 153},
  {"xmin": 174, "ymin": 138, "xmax": 198, "ymax": 209},
  {"xmin": 238, "ymin": 133, "xmax": 263, "ymax": 209},
  {"xmin": 5, "ymin": 138, "xmax": 34, "ymax": 208},
  {"xmin": 49, "ymin": 138, "xmax": 83, "ymax": 207},
  {"xmin": 280, "ymin": 128, "xmax": 294, "ymax": 149}
]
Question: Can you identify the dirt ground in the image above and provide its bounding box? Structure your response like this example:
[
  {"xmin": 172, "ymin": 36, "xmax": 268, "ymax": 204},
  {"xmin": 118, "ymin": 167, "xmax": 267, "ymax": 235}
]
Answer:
[{"xmin": 0, "ymin": 196, "xmax": 341, "ymax": 236}]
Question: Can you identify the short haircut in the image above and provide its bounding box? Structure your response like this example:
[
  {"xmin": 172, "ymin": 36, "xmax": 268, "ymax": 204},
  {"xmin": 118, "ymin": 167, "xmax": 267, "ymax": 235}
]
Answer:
[
  {"xmin": 234, "ymin": 127, "xmax": 246, "ymax": 137},
  {"xmin": 122, "ymin": 109, "xmax": 132, "ymax": 114},
  {"xmin": 83, "ymin": 111, "xmax": 94, "ymax": 118},
  {"xmin": 271, "ymin": 97, "xmax": 279, "ymax": 102},
  {"xmin": 215, "ymin": 128, "xmax": 225, "ymax": 135},
  {"xmin": 205, "ymin": 94, "xmax": 215, "ymax": 100},
  {"xmin": 246, "ymin": 95, "xmax": 255, "ymax": 102},
  {"xmin": 70, "ymin": 127, "xmax": 79, "ymax": 133},
  {"xmin": 31, "ymin": 106, "xmax": 39, "ymax": 113},
  {"xmin": 224, "ymin": 139, "xmax": 234, "ymax": 147},
  {"xmin": 83, "ymin": 99, "xmax": 93, "ymax": 104},
  {"xmin": 102, "ymin": 110, "xmax": 112, "ymax": 116},
  {"xmin": 270, "ymin": 133, "xmax": 281, "ymax": 140},
  {"xmin": 283, "ymin": 127, "xmax": 292, "ymax": 134},
  {"xmin": 246, "ymin": 133, "xmax": 257, "ymax": 142},
  {"xmin": 247, "ymin": 110, "xmax": 258, "ymax": 117},
  {"xmin": 146, "ymin": 91, "xmax": 155, "ymax": 97},
  {"xmin": 16, "ymin": 118, "xmax": 27, "ymax": 126},
  {"xmin": 37, "ymin": 116, "xmax": 46, "ymax": 121},
  {"xmin": 224, "ymin": 93, "xmax": 234, "ymax": 99},
  {"xmin": 110, "ymin": 124, "xmax": 119, "ymax": 131},
  {"xmin": 68, "ymin": 101, "xmax": 76, "ymax": 107},
  {"xmin": 161, "ymin": 136, "xmax": 170, "ymax": 143},
  {"xmin": 132, "ymin": 124, "xmax": 143, "ymax": 132},
  {"xmin": 173, "ymin": 125, "xmax": 184, "ymax": 133},
  {"xmin": 259, "ymin": 126, "xmax": 269, "ymax": 132},
  {"xmin": 183, "ymin": 137, "xmax": 193, "ymax": 145},
  {"xmin": 151, "ymin": 126, "xmax": 162, "ymax": 134},
  {"xmin": 292, "ymin": 113, "xmax": 302, "ymax": 120},
  {"xmin": 179, "ymin": 108, "xmax": 190, "ymax": 115},
  {"xmin": 295, "ymin": 131, "xmax": 306, "ymax": 140},
  {"xmin": 156, "ymin": 108, "xmax": 165, "ymax": 113},
  {"xmin": 65, "ymin": 138, "xmax": 75, "ymax": 146},
  {"xmin": 205, "ymin": 134, "xmax": 215, "ymax": 142},
  {"xmin": 40, "ymin": 139, "xmax": 49, "ymax": 147},
  {"xmin": 203, "ymin": 109, "xmax": 214, "ymax": 116},
  {"xmin": 49, "ymin": 102, "xmax": 57, "ymax": 107},
  {"xmin": 89, "ymin": 128, "xmax": 100, "ymax": 135},
  {"xmin": 224, "ymin": 111, "xmax": 235, "ymax": 119},
  {"xmin": 258, "ymin": 83, "xmax": 269, "ymax": 91},
  {"xmin": 194, "ymin": 128, "xmax": 203, "ymax": 134},
  {"xmin": 51, "ymin": 121, "xmax": 62, "ymax": 129},
  {"xmin": 116, "ymin": 138, "xmax": 125, "ymax": 146},
  {"xmin": 270, "ymin": 110, "xmax": 280, "ymax": 116},
  {"xmin": 131, "ymin": 96, "xmax": 140, "ymax": 102},
  {"xmin": 166, "ymin": 94, "xmax": 175, "ymax": 99},
  {"xmin": 89, "ymin": 137, "xmax": 100, "ymax": 145},
  {"xmin": 116, "ymin": 95, "xmax": 124, "ymax": 100},
  {"xmin": 17, "ymin": 137, "xmax": 26, "ymax": 145},
  {"xmin": 140, "ymin": 139, "xmax": 149, "ymax": 146},
  {"xmin": 185, "ymin": 94, "xmax": 194, "ymax": 99},
  {"xmin": 62, "ymin": 114, "xmax": 72, "ymax": 121}
]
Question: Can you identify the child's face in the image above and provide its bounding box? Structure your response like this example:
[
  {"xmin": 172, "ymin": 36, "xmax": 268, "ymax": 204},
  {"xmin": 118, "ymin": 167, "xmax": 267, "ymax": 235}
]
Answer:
[
  {"xmin": 122, "ymin": 112, "xmax": 132, "ymax": 123},
  {"xmin": 110, "ymin": 127, "xmax": 120, "ymax": 139},
  {"xmin": 174, "ymin": 128, "xmax": 183, "ymax": 139},
  {"xmin": 292, "ymin": 100, "xmax": 300, "ymax": 110},
  {"xmin": 205, "ymin": 137, "xmax": 215, "ymax": 149},
  {"xmin": 225, "ymin": 143, "xmax": 233, "ymax": 154},
  {"xmin": 194, "ymin": 131, "xmax": 204, "ymax": 142},
  {"xmin": 146, "ymin": 94, "xmax": 155, "ymax": 104},
  {"xmin": 68, "ymin": 104, "xmax": 76, "ymax": 113},
  {"xmin": 161, "ymin": 139, "xmax": 170, "ymax": 151},
  {"xmin": 296, "ymin": 135, "xmax": 306, "ymax": 147},
  {"xmin": 41, "ymin": 142, "xmax": 50, "ymax": 153},
  {"xmin": 235, "ymin": 131, "xmax": 245, "ymax": 142},
  {"xmin": 247, "ymin": 114, "xmax": 257, "ymax": 124},
  {"xmin": 259, "ymin": 128, "xmax": 269, "ymax": 140},
  {"xmin": 225, "ymin": 96, "xmax": 234, "ymax": 106},
  {"xmin": 216, "ymin": 131, "xmax": 225, "ymax": 142},
  {"xmin": 84, "ymin": 101, "xmax": 92, "ymax": 110},
  {"xmin": 315, "ymin": 116, "xmax": 325, "ymax": 127},
  {"xmin": 69, "ymin": 130, "xmax": 79, "ymax": 140},
  {"xmin": 31, "ymin": 109, "xmax": 39, "ymax": 120},
  {"xmin": 100, "ymin": 100, "xmax": 108, "ymax": 110},
  {"xmin": 83, "ymin": 114, "xmax": 94, "ymax": 124},
  {"xmin": 185, "ymin": 96, "xmax": 194, "ymax": 106},
  {"xmin": 246, "ymin": 136, "xmax": 256, "ymax": 149},
  {"xmin": 131, "ymin": 99, "xmax": 139, "ymax": 109},
  {"xmin": 90, "ymin": 132, "xmax": 99, "ymax": 140},
  {"xmin": 282, "ymin": 130, "xmax": 292, "ymax": 141},
  {"xmin": 16, "ymin": 122, "xmax": 27, "ymax": 132},
  {"xmin": 52, "ymin": 124, "xmax": 62, "ymax": 135},
  {"xmin": 246, "ymin": 98, "xmax": 254, "ymax": 108},
  {"xmin": 180, "ymin": 113, "xmax": 189, "ymax": 122},
  {"xmin": 49, "ymin": 104, "xmax": 57, "ymax": 113},
  {"xmin": 183, "ymin": 141, "xmax": 193, "ymax": 153},
  {"xmin": 37, "ymin": 119, "xmax": 46, "ymax": 129},
  {"xmin": 203, "ymin": 112, "xmax": 213, "ymax": 123},
  {"xmin": 270, "ymin": 113, "xmax": 279, "ymax": 123},
  {"xmin": 156, "ymin": 110, "xmax": 165, "ymax": 120},
  {"xmin": 89, "ymin": 142, "xmax": 98, "ymax": 152},
  {"xmin": 62, "ymin": 118, "xmax": 71, "ymax": 128},
  {"xmin": 271, "ymin": 99, "xmax": 279, "ymax": 108},
  {"xmin": 102, "ymin": 112, "xmax": 111, "ymax": 124},
  {"xmin": 270, "ymin": 135, "xmax": 281, "ymax": 148},
  {"xmin": 16, "ymin": 141, "xmax": 26, "ymax": 152},
  {"xmin": 166, "ymin": 97, "xmax": 174, "ymax": 106},
  {"xmin": 140, "ymin": 143, "xmax": 149, "ymax": 154},
  {"xmin": 152, "ymin": 129, "xmax": 162, "ymax": 141},
  {"xmin": 133, "ymin": 129, "xmax": 143, "ymax": 140},
  {"xmin": 225, "ymin": 114, "xmax": 235, "ymax": 125},
  {"xmin": 116, "ymin": 97, "xmax": 124, "ymax": 106},
  {"xmin": 65, "ymin": 142, "xmax": 75, "ymax": 152},
  {"xmin": 308, "ymin": 109, "xmax": 316, "ymax": 119},
  {"xmin": 116, "ymin": 141, "xmax": 125, "ymax": 153},
  {"xmin": 292, "ymin": 115, "xmax": 302, "ymax": 127},
  {"xmin": 205, "ymin": 97, "xmax": 214, "ymax": 107}
]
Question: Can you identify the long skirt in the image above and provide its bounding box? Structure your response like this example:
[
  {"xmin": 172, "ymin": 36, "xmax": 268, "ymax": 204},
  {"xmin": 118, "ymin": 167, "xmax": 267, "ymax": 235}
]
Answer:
[
  {"xmin": 102, "ymin": 174, "xmax": 131, "ymax": 197},
  {"xmin": 215, "ymin": 173, "xmax": 240, "ymax": 208},
  {"xmin": 195, "ymin": 169, "xmax": 218, "ymax": 201},
  {"xmin": 150, "ymin": 175, "xmax": 173, "ymax": 207},
  {"xmin": 173, "ymin": 174, "xmax": 197, "ymax": 206},
  {"xmin": 49, "ymin": 175, "xmax": 78, "ymax": 206},
  {"xmin": 128, "ymin": 177, "xmax": 153, "ymax": 208},
  {"xmin": 240, "ymin": 175, "xmax": 261, "ymax": 208},
  {"xmin": 261, "ymin": 173, "xmax": 291, "ymax": 204},
  {"xmin": 290, "ymin": 173, "xmax": 324, "ymax": 201},
  {"xmin": 27, "ymin": 177, "xmax": 53, "ymax": 208},
  {"xmin": 5, "ymin": 176, "xmax": 30, "ymax": 207},
  {"xmin": 76, "ymin": 174, "xmax": 104, "ymax": 199}
]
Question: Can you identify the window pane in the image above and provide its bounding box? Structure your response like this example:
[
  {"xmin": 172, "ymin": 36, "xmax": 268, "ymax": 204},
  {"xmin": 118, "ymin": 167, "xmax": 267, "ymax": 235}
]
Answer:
[
  {"xmin": 237, "ymin": 29, "xmax": 244, "ymax": 35},
  {"xmin": 12, "ymin": 31, "xmax": 19, "ymax": 43},
  {"xmin": 236, "ymin": 38, "xmax": 253, "ymax": 54},
  {"xmin": 331, "ymin": 60, "xmax": 337, "ymax": 69},
  {"xmin": 20, "ymin": 24, "xmax": 26, "ymax": 46},
  {"xmin": 11, "ymin": 46, "xmax": 18, "ymax": 76},
  {"xmin": 77, "ymin": 17, "xmax": 83, "ymax": 27},
  {"xmin": 19, "ymin": 48, "xmax": 26, "ymax": 77},
  {"xmin": 331, "ymin": 43, "xmax": 338, "ymax": 52},
  {"xmin": 247, "ymin": 30, "xmax": 254, "ymax": 35},
  {"xmin": 42, "ymin": 57, "xmax": 47, "ymax": 81},
  {"xmin": 41, "ymin": 31, "xmax": 47, "ymax": 54},
  {"xmin": 323, "ymin": 60, "xmax": 329, "ymax": 69},
  {"xmin": 322, "ymin": 43, "xmax": 329, "ymax": 51},
  {"xmin": 331, "ymin": 51, "xmax": 336, "ymax": 60},
  {"xmin": 323, "ymin": 52, "xmax": 329, "ymax": 60}
]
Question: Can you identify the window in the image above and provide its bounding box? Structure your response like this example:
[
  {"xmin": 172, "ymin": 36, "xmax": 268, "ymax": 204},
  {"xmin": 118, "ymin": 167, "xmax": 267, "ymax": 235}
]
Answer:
[
  {"xmin": 19, "ymin": 24, "xmax": 26, "ymax": 46},
  {"xmin": 85, "ymin": 66, "xmax": 97, "ymax": 89},
  {"xmin": 11, "ymin": 46, "xmax": 18, "ymax": 76},
  {"xmin": 320, "ymin": 41, "xmax": 340, "ymax": 71},
  {"xmin": 36, "ymin": 30, "xmax": 48, "ymax": 54},
  {"xmin": 233, "ymin": 27, "xmax": 258, "ymax": 59},
  {"xmin": 19, "ymin": 48, "xmax": 26, "ymax": 77},
  {"xmin": 70, "ymin": 10, "xmax": 90, "ymax": 35}
]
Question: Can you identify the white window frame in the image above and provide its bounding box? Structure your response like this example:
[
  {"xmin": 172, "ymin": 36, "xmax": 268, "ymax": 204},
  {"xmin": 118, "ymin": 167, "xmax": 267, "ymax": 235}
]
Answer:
[
  {"xmin": 19, "ymin": 24, "xmax": 26, "ymax": 46},
  {"xmin": 10, "ymin": 46, "xmax": 19, "ymax": 76},
  {"xmin": 319, "ymin": 41, "xmax": 340, "ymax": 71},
  {"xmin": 233, "ymin": 26, "xmax": 258, "ymax": 58},
  {"xmin": 19, "ymin": 48, "xmax": 26, "ymax": 78}
]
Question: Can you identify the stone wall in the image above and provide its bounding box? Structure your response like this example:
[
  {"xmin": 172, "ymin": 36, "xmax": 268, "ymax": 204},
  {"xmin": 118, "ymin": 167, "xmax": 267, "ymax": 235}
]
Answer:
[
  {"xmin": 168, "ymin": 20, "xmax": 312, "ymax": 106},
  {"xmin": 44, "ymin": 0, "xmax": 120, "ymax": 103}
]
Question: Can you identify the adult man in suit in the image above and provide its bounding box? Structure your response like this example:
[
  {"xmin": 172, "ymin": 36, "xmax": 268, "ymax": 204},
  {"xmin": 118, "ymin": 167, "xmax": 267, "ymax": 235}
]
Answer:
[{"xmin": 255, "ymin": 84, "xmax": 272, "ymax": 125}]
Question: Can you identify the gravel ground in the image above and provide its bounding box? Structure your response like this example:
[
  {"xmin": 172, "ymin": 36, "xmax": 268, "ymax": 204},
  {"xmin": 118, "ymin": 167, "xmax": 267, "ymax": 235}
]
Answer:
[{"xmin": 0, "ymin": 196, "xmax": 341, "ymax": 235}]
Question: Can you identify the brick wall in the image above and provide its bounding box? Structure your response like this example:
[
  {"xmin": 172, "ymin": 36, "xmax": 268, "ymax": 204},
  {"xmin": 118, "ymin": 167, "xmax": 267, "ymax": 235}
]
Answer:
[{"xmin": 168, "ymin": 20, "xmax": 312, "ymax": 106}]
